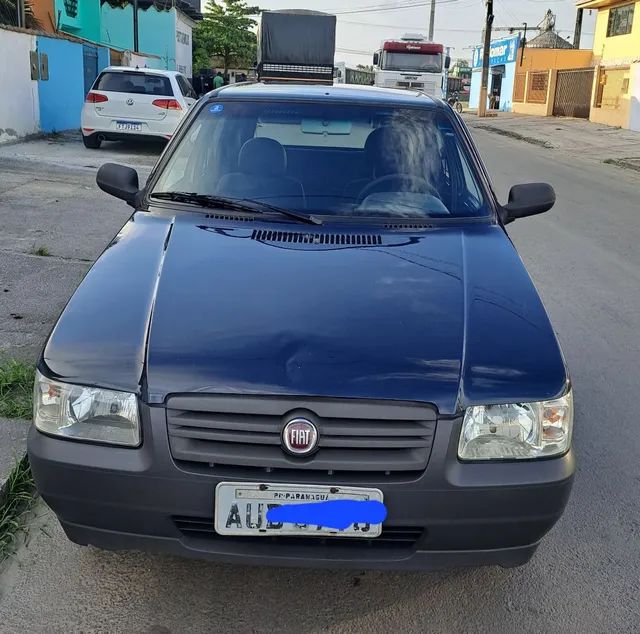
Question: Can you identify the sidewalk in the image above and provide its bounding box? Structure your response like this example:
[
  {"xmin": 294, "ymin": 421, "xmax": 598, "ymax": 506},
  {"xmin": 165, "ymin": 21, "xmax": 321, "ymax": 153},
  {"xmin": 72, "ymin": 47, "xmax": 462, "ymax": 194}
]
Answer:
[
  {"xmin": 463, "ymin": 112, "xmax": 640, "ymax": 170},
  {"xmin": 0, "ymin": 135, "xmax": 159, "ymax": 501}
]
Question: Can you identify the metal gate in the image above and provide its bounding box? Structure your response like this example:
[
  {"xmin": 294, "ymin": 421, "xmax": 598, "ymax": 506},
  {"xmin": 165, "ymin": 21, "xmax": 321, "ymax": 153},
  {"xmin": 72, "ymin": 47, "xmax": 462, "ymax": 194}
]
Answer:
[
  {"xmin": 82, "ymin": 45, "xmax": 99, "ymax": 96},
  {"xmin": 553, "ymin": 68, "xmax": 594, "ymax": 118}
]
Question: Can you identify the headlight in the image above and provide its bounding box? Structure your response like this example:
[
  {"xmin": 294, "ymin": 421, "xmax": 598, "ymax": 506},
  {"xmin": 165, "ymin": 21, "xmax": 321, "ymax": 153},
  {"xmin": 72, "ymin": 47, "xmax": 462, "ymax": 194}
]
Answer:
[
  {"xmin": 33, "ymin": 370, "xmax": 140, "ymax": 447},
  {"xmin": 458, "ymin": 390, "xmax": 573, "ymax": 460}
]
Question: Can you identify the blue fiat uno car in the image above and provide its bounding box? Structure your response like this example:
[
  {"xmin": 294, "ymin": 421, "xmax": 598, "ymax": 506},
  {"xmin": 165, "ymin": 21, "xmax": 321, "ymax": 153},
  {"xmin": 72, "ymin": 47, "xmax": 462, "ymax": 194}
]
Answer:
[{"xmin": 29, "ymin": 83, "xmax": 574, "ymax": 570}]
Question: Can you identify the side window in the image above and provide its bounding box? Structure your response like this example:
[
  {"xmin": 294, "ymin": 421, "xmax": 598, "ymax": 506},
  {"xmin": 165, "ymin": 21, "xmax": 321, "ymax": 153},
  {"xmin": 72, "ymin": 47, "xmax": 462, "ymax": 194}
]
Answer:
[
  {"xmin": 457, "ymin": 146, "xmax": 483, "ymax": 206},
  {"xmin": 177, "ymin": 75, "xmax": 196, "ymax": 99}
]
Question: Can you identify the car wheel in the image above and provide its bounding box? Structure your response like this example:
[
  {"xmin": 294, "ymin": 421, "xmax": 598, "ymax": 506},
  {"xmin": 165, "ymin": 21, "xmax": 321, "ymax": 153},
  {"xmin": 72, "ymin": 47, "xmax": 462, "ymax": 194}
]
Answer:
[{"xmin": 83, "ymin": 134, "xmax": 102, "ymax": 149}]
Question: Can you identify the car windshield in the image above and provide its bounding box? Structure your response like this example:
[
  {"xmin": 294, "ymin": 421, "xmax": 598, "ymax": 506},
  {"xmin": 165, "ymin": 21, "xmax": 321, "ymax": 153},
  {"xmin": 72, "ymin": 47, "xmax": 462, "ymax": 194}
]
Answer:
[
  {"xmin": 382, "ymin": 52, "xmax": 443, "ymax": 73},
  {"xmin": 151, "ymin": 99, "xmax": 491, "ymax": 220}
]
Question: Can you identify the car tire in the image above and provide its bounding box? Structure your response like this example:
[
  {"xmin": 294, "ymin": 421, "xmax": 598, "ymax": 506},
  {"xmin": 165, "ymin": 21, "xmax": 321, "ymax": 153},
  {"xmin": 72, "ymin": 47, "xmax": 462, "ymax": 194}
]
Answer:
[{"xmin": 82, "ymin": 134, "xmax": 102, "ymax": 149}]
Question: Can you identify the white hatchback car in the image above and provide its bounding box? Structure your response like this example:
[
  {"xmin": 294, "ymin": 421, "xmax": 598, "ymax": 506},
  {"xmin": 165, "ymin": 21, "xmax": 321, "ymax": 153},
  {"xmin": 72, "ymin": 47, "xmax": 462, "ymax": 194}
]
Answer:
[{"xmin": 81, "ymin": 67, "xmax": 197, "ymax": 149}]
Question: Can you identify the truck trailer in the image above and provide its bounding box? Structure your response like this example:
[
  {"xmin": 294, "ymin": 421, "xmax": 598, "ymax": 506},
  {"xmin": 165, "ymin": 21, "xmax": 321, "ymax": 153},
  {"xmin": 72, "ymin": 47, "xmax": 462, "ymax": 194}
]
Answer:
[{"xmin": 257, "ymin": 10, "xmax": 337, "ymax": 85}]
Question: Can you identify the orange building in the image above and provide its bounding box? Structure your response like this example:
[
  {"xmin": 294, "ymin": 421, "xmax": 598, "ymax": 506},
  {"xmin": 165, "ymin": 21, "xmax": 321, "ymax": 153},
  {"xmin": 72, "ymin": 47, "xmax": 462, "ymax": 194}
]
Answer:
[{"xmin": 30, "ymin": 0, "xmax": 56, "ymax": 32}]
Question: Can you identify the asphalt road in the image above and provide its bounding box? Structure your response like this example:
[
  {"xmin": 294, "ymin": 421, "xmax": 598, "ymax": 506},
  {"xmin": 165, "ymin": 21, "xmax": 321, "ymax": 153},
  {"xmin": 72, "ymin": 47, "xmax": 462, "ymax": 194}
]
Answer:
[{"xmin": 1, "ymin": 130, "xmax": 639, "ymax": 633}]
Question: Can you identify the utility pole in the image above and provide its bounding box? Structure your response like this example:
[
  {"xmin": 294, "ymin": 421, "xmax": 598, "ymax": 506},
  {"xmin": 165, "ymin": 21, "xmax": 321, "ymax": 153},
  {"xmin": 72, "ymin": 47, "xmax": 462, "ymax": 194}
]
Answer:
[
  {"xmin": 133, "ymin": 0, "xmax": 139, "ymax": 53},
  {"xmin": 573, "ymin": 8, "xmax": 584, "ymax": 49},
  {"xmin": 428, "ymin": 0, "xmax": 436, "ymax": 41},
  {"xmin": 478, "ymin": 0, "xmax": 493, "ymax": 117}
]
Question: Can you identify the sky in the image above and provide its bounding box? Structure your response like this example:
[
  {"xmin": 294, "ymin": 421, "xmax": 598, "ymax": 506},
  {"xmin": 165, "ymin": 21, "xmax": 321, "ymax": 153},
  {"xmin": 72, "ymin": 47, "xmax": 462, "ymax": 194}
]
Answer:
[{"xmin": 254, "ymin": 0, "xmax": 597, "ymax": 66}]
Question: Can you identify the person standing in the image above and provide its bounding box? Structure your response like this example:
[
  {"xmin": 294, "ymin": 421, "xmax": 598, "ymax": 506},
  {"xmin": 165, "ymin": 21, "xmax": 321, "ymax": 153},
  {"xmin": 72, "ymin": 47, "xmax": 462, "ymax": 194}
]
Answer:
[{"xmin": 213, "ymin": 71, "xmax": 224, "ymax": 90}]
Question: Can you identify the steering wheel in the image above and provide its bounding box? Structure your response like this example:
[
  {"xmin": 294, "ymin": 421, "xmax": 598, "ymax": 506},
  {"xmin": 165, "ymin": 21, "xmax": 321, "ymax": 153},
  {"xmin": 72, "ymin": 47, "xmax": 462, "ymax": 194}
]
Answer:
[{"xmin": 357, "ymin": 174, "xmax": 440, "ymax": 204}]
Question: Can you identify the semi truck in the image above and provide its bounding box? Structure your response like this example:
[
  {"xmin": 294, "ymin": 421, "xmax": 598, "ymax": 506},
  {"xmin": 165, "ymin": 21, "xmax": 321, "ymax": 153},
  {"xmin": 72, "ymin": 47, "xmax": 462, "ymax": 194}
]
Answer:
[
  {"xmin": 257, "ymin": 10, "xmax": 337, "ymax": 85},
  {"xmin": 373, "ymin": 34, "xmax": 450, "ymax": 98}
]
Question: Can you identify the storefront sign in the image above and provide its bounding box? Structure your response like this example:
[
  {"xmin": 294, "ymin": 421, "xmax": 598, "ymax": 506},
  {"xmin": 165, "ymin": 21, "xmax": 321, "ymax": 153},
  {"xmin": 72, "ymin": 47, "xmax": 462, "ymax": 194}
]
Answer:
[{"xmin": 472, "ymin": 34, "xmax": 520, "ymax": 69}]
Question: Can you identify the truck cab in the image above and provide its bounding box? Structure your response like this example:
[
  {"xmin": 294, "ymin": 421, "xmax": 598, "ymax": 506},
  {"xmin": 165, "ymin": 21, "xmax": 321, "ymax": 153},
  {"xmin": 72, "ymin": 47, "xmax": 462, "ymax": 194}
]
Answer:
[{"xmin": 373, "ymin": 34, "xmax": 450, "ymax": 98}]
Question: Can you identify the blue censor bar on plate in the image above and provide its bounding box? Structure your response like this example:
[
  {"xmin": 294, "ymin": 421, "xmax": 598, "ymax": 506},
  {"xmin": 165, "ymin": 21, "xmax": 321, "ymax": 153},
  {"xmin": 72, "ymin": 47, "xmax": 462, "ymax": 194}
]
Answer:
[{"xmin": 266, "ymin": 499, "xmax": 387, "ymax": 531}]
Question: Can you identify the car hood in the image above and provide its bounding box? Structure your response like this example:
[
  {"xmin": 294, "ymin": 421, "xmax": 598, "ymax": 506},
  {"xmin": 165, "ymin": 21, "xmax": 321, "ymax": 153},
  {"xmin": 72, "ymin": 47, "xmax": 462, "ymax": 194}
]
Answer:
[{"xmin": 44, "ymin": 213, "xmax": 568, "ymax": 416}]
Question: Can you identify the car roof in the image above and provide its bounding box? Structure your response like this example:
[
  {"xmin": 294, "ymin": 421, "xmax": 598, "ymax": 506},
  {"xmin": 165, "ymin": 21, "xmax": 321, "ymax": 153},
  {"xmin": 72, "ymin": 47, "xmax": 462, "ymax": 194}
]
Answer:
[
  {"xmin": 101, "ymin": 66, "xmax": 180, "ymax": 77},
  {"xmin": 211, "ymin": 82, "xmax": 442, "ymax": 107}
]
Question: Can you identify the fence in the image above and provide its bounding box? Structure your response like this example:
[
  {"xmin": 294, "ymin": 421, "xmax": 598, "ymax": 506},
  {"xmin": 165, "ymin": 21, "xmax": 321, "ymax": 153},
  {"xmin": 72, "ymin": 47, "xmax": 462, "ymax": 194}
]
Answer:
[
  {"xmin": 512, "ymin": 67, "xmax": 595, "ymax": 119},
  {"xmin": 553, "ymin": 68, "xmax": 594, "ymax": 118}
]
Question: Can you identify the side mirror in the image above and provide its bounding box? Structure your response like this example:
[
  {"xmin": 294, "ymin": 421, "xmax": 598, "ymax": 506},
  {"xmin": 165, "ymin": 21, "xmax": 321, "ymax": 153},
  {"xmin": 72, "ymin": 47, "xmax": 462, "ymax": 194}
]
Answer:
[
  {"xmin": 373, "ymin": 52, "xmax": 379, "ymax": 66},
  {"xmin": 502, "ymin": 183, "xmax": 555, "ymax": 224},
  {"xmin": 445, "ymin": 55, "xmax": 451, "ymax": 70},
  {"xmin": 97, "ymin": 163, "xmax": 140, "ymax": 207}
]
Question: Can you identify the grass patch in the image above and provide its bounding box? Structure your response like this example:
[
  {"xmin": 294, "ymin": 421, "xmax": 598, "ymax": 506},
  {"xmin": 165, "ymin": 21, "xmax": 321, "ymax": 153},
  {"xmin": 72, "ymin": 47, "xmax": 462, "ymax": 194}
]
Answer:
[
  {"xmin": 30, "ymin": 246, "xmax": 51, "ymax": 257},
  {"xmin": 0, "ymin": 359, "xmax": 35, "ymax": 419},
  {"xmin": 0, "ymin": 456, "xmax": 36, "ymax": 561}
]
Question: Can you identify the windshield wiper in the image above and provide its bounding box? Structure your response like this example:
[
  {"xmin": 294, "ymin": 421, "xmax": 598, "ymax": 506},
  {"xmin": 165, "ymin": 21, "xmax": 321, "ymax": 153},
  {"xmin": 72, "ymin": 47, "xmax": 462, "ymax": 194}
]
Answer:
[{"xmin": 150, "ymin": 192, "xmax": 322, "ymax": 225}]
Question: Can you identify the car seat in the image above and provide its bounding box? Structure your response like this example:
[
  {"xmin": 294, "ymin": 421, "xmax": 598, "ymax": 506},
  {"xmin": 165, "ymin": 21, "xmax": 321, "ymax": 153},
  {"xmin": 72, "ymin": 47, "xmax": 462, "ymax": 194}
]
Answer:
[{"xmin": 217, "ymin": 138, "xmax": 306, "ymax": 209}]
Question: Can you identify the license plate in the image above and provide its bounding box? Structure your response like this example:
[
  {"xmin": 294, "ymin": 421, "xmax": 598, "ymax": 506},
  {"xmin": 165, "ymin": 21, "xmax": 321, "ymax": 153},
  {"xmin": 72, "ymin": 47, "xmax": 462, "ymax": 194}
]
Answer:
[
  {"xmin": 116, "ymin": 121, "xmax": 142, "ymax": 132},
  {"xmin": 214, "ymin": 482, "xmax": 384, "ymax": 538}
]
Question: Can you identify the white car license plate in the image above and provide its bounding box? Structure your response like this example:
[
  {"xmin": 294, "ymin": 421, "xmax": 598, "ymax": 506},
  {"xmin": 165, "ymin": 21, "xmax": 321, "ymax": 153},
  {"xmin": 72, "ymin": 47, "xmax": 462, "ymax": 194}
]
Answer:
[
  {"xmin": 214, "ymin": 482, "xmax": 384, "ymax": 538},
  {"xmin": 116, "ymin": 121, "xmax": 142, "ymax": 132}
]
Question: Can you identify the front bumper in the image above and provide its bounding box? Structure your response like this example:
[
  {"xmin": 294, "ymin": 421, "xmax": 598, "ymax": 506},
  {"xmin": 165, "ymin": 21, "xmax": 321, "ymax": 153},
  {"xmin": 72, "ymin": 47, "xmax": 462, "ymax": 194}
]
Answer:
[{"xmin": 28, "ymin": 407, "xmax": 575, "ymax": 571}]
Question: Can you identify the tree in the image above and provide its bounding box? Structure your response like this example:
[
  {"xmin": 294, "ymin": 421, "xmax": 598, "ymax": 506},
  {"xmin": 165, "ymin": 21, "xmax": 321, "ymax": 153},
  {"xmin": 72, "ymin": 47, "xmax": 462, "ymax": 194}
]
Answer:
[{"xmin": 193, "ymin": 0, "xmax": 259, "ymax": 75}]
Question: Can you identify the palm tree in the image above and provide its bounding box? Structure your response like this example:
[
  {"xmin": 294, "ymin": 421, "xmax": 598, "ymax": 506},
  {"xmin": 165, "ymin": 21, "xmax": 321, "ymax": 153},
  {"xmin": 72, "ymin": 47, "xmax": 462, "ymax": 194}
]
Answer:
[{"xmin": 0, "ymin": 0, "xmax": 42, "ymax": 29}]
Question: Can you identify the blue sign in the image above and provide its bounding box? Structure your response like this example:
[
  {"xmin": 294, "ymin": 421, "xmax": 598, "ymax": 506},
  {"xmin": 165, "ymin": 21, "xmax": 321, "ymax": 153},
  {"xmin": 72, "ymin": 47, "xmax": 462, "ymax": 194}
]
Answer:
[{"xmin": 472, "ymin": 34, "xmax": 520, "ymax": 68}]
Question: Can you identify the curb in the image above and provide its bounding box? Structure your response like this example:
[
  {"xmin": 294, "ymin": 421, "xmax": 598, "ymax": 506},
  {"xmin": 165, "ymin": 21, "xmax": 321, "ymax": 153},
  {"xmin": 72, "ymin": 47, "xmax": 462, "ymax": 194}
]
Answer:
[
  {"xmin": 0, "ymin": 418, "xmax": 30, "ymax": 505},
  {"xmin": 603, "ymin": 157, "xmax": 640, "ymax": 173},
  {"xmin": 469, "ymin": 124, "xmax": 555, "ymax": 149}
]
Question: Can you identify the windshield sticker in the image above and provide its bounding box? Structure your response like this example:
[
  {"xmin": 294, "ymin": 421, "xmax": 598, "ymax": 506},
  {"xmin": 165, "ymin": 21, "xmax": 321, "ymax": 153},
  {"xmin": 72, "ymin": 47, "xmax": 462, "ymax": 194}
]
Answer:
[{"xmin": 209, "ymin": 104, "xmax": 224, "ymax": 114}]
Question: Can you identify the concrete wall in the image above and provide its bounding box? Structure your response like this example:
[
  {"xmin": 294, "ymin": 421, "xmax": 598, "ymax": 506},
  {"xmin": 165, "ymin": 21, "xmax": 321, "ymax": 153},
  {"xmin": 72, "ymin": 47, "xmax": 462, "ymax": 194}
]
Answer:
[
  {"xmin": 512, "ymin": 70, "xmax": 556, "ymax": 116},
  {"xmin": 37, "ymin": 36, "xmax": 85, "ymax": 133},
  {"xmin": 100, "ymin": 4, "xmax": 177, "ymax": 70},
  {"xmin": 0, "ymin": 29, "xmax": 40, "ymax": 143},
  {"xmin": 516, "ymin": 48, "xmax": 593, "ymax": 72},
  {"xmin": 629, "ymin": 63, "xmax": 640, "ymax": 131}
]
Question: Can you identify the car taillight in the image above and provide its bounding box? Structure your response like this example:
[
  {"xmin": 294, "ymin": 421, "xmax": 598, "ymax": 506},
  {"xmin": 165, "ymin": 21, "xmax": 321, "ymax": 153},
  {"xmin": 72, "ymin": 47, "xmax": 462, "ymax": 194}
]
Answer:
[
  {"xmin": 86, "ymin": 92, "xmax": 108, "ymax": 103},
  {"xmin": 152, "ymin": 99, "xmax": 182, "ymax": 110}
]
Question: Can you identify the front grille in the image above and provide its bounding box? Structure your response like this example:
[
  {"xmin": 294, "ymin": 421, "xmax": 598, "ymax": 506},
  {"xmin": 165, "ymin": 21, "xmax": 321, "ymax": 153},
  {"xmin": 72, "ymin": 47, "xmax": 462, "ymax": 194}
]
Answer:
[
  {"xmin": 396, "ymin": 81, "xmax": 425, "ymax": 89},
  {"xmin": 166, "ymin": 395, "xmax": 437, "ymax": 476},
  {"xmin": 173, "ymin": 515, "xmax": 424, "ymax": 550}
]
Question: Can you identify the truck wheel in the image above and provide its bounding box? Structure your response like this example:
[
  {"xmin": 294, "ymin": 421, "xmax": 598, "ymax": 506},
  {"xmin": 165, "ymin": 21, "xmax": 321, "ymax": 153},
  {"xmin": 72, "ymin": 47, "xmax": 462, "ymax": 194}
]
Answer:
[{"xmin": 83, "ymin": 134, "xmax": 102, "ymax": 149}]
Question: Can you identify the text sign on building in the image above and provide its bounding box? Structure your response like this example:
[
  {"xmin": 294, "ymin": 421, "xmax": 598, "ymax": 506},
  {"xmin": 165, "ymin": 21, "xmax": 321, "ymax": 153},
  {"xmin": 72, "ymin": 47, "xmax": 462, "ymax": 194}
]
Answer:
[{"xmin": 472, "ymin": 34, "xmax": 520, "ymax": 69}]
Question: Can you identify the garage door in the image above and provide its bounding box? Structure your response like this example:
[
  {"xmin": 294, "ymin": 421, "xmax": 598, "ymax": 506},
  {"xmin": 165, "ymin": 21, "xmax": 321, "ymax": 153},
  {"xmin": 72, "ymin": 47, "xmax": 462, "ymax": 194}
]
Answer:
[{"xmin": 553, "ymin": 68, "xmax": 594, "ymax": 118}]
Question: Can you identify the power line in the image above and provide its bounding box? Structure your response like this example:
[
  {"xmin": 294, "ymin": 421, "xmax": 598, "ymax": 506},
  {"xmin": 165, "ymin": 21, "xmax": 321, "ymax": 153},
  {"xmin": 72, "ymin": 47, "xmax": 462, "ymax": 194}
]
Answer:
[
  {"xmin": 339, "ymin": 19, "xmax": 485, "ymax": 33},
  {"xmin": 333, "ymin": 0, "xmax": 462, "ymax": 16}
]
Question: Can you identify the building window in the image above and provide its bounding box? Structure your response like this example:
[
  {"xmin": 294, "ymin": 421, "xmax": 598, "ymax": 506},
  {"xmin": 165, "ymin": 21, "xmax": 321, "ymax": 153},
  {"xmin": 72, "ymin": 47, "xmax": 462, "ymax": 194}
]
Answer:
[
  {"xmin": 606, "ymin": 4, "xmax": 634, "ymax": 37},
  {"xmin": 595, "ymin": 67, "xmax": 630, "ymax": 108},
  {"xmin": 64, "ymin": 0, "xmax": 78, "ymax": 18}
]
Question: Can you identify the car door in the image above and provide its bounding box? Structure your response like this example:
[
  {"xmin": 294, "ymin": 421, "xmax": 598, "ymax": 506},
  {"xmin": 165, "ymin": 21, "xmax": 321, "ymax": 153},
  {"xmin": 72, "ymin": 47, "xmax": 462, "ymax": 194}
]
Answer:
[{"xmin": 176, "ymin": 74, "xmax": 198, "ymax": 109}]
